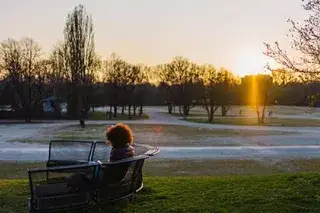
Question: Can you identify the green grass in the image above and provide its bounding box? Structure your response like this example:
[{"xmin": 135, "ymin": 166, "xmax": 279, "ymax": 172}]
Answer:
[
  {"xmin": 0, "ymin": 162, "xmax": 45, "ymax": 179},
  {"xmin": 144, "ymin": 159, "xmax": 320, "ymax": 176},
  {"xmin": 2, "ymin": 173, "xmax": 320, "ymax": 213},
  {"xmin": 187, "ymin": 117, "xmax": 320, "ymax": 127},
  {"xmin": 3, "ymin": 159, "xmax": 320, "ymax": 179},
  {"xmin": 88, "ymin": 111, "xmax": 149, "ymax": 120}
]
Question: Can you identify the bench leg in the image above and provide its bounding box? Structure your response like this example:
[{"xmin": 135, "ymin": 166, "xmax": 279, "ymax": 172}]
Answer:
[
  {"xmin": 27, "ymin": 198, "xmax": 33, "ymax": 213},
  {"xmin": 129, "ymin": 194, "xmax": 136, "ymax": 202}
]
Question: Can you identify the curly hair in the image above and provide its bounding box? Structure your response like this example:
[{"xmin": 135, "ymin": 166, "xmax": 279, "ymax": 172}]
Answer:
[{"xmin": 106, "ymin": 123, "xmax": 133, "ymax": 148}]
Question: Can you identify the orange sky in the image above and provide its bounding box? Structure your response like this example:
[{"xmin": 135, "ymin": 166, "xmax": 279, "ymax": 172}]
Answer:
[{"xmin": 0, "ymin": 0, "xmax": 308, "ymax": 76}]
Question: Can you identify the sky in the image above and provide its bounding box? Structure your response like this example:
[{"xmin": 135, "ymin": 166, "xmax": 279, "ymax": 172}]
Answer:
[{"xmin": 0, "ymin": 0, "xmax": 309, "ymax": 76}]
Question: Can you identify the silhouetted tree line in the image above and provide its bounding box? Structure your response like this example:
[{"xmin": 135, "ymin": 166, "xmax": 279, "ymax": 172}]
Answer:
[{"xmin": 0, "ymin": 4, "xmax": 320, "ymax": 126}]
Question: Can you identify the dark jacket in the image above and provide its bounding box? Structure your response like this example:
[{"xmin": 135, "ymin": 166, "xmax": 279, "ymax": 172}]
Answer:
[{"xmin": 109, "ymin": 145, "xmax": 135, "ymax": 161}]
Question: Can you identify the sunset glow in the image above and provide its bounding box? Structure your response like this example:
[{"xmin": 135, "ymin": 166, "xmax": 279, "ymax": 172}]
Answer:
[
  {"xmin": 234, "ymin": 49, "xmax": 269, "ymax": 76},
  {"xmin": 250, "ymin": 75, "xmax": 258, "ymax": 106},
  {"xmin": 0, "ymin": 0, "xmax": 306, "ymax": 76}
]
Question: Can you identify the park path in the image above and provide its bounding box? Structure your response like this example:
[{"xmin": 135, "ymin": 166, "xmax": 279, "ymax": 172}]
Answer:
[{"xmin": 2, "ymin": 145, "xmax": 320, "ymax": 161}]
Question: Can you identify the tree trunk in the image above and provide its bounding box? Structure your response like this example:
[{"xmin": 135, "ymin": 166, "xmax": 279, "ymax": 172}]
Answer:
[
  {"xmin": 79, "ymin": 119, "xmax": 85, "ymax": 128},
  {"xmin": 261, "ymin": 105, "xmax": 266, "ymax": 124},
  {"xmin": 133, "ymin": 106, "xmax": 137, "ymax": 116},
  {"xmin": 207, "ymin": 105, "xmax": 214, "ymax": 123},
  {"xmin": 179, "ymin": 106, "xmax": 183, "ymax": 115},
  {"xmin": 122, "ymin": 105, "xmax": 125, "ymax": 115},
  {"xmin": 221, "ymin": 105, "xmax": 231, "ymax": 116},
  {"xmin": 128, "ymin": 105, "xmax": 132, "ymax": 120},
  {"xmin": 113, "ymin": 105, "xmax": 117, "ymax": 117},
  {"xmin": 67, "ymin": 87, "xmax": 78, "ymax": 119},
  {"xmin": 139, "ymin": 105, "xmax": 143, "ymax": 116},
  {"xmin": 221, "ymin": 106, "xmax": 226, "ymax": 116},
  {"xmin": 24, "ymin": 106, "xmax": 32, "ymax": 123},
  {"xmin": 107, "ymin": 105, "xmax": 112, "ymax": 119},
  {"xmin": 27, "ymin": 78, "xmax": 32, "ymax": 123},
  {"xmin": 183, "ymin": 105, "xmax": 189, "ymax": 118},
  {"xmin": 256, "ymin": 105, "xmax": 261, "ymax": 124},
  {"xmin": 204, "ymin": 103, "xmax": 218, "ymax": 123},
  {"xmin": 168, "ymin": 103, "xmax": 172, "ymax": 114},
  {"xmin": 25, "ymin": 116, "xmax": 31, "ymax": 123}
]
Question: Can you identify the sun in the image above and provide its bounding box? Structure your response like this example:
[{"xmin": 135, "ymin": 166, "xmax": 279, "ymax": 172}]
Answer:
[{"xmin": 234, "ymin": 49, "xmax": 270, "ymax": 76}]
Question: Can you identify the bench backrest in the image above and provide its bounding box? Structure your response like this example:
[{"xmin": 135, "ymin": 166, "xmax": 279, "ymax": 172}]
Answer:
[
  {"xmin": 48, "ymin": 140, "xmax": 94, "ymax": 167},
  {"xmin": 94, "ymin": 155, "xmax": 149, "ymax": 202},
  {"xmin": 90, "ymin": 141, "xmax": 160, "ymax": 162}
]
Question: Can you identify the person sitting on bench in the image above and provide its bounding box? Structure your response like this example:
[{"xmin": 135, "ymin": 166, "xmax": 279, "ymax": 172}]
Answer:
[
  {"xmin": 66, "ymin": 123, "xmax": 135, "ymax": 189},
  {"xmin": 106, "ymin": 123, "xmax": 135, "ymax": 161},
  {"xmin": 98, "ymin": 123, "xmax": 136, "ymax": 184}
]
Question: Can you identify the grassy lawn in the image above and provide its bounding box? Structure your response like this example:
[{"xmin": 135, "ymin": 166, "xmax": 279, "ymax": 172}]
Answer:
[
  {"xmin": 187, "ymin": 117, "xmax": 320, "ymax": 127},
  {"xmin": 0, "ymin": 111, "xmax": 149, "ymax": 124},
  {"xmin": 145, "ymin": 159, "xmax": 320, "ymax": 176},
  {"xmin": 165, "ymin": 105, "xmax": 320, "ymax": 118},
  {"xmin": 11, "ymin": 123, "xmax": 291, "ymax": 145},
  {"xmin": 188, "ymin": 105, "xmax": 319, "ymax": 116},
  {"xmin": 2, "ymin": 173, "xmax": 320, "ymax": 213},
  {"xmin": 0, "ymin": 162, "xmax": 45, "ymax": 179},
  {"xmin": 51, "ymin": 124, "xmax": 290, "ymax": 146},
  {"xmin": 3, "ymin": 159, "xmax": 320, "ymax": 179},
  {"xmin": 88, "ymin": 111, "xmax": 149, "ymax": 120}
]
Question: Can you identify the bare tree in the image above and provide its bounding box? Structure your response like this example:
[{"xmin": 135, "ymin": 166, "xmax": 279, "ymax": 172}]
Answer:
[
  {"xmin": 134, "ymin": 65, "xmax": 149, "ymax": 116},
  {"xmin": 264, "ymin": 1, "xmax": 320, "ymax": 107},
  {"xmin": 215, "ymin": 68, "xmax": 238, "ymax": 116},
  {"xmin": 160, "ymin": 57, "xmax": 200, "ymax": 117},
  {"xmin": 157, "ymin": 64, "xmax": 175, "ymax": 114},
  {"xmin": 50, "ymin": 42, "xmax": 70, "ymax": 84},
  {"xmin": 104, "ymin": 53, "xmax": 127, "ymax": 117},
  {"xmin": 199, "ymin": 64, "xmax": 220, "ymax": 123},
  {"xmin": 121, "ymin": 63, "xmax": 139, "ymax": 119},
  {"xmin": 241, "ymin": 75, "xmax": 273, "ymax": 124},
  {"xmin": 63, "ymin": 4, "xmax": 99, "ymax": 127},
  {"xmin": 271, "ymin": 69, "xmax": 297, "ymax": 86},
  {"xmin": 0, "ymin": 37, "xmax": 43, "ymax": 122},
  {"xmin": 130, "ymin": 64, "xmax": 148, "ymax": 117},
  {"xmin": 0, "ymin": 79, "xmax": 5, "ymax": 101},
  {"xmin": 264, "ymin": 0, "xmax": 320, "ymax": 80}
]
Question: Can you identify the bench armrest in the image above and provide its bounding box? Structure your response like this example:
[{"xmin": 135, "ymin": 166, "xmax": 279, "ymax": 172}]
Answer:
[{"xmin": 102, "ymin": 155, "xmax": 149, "ymax": 165}]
